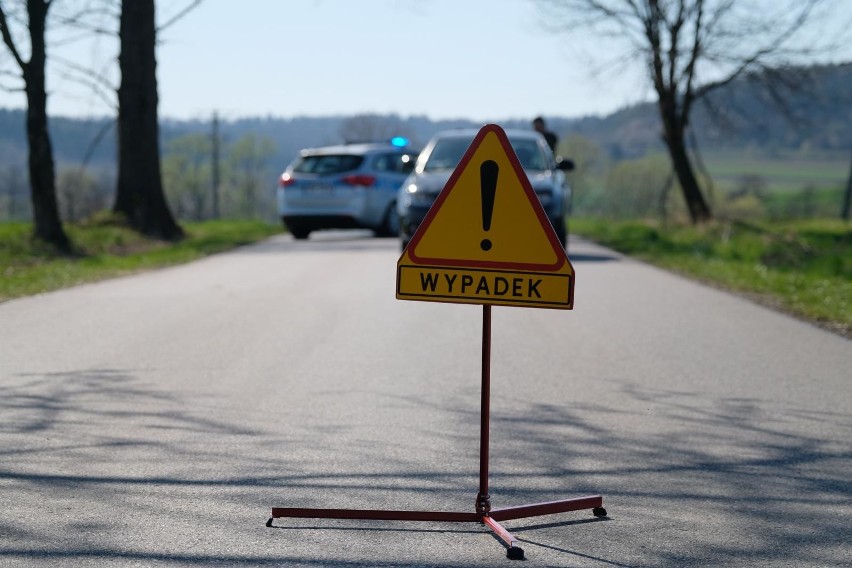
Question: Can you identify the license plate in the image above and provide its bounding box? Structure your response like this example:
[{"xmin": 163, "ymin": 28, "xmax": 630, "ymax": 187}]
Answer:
[{"xmin": 304, "ymin": 183, "xmax": 333, "ymax": 193}]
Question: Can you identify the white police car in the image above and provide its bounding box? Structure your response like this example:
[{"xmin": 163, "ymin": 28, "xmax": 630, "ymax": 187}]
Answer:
[{"xmin": 276, "ymin": 138, "xmax": 417, "ymax": 239}]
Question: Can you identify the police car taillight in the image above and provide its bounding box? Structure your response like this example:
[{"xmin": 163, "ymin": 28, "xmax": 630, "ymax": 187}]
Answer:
[
  {"xmin": 279, "ymin": 173, "xmax": 295, "ymax": 187},
  {"xmin": 342, "ymin": 175, "xmax": 376, "ymax": 187}
]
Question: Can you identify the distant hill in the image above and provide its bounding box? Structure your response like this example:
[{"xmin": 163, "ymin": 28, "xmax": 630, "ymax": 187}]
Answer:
[
  {"xmin": 1, "ymin": 62, "xmax": 850, "ymax": 171},
  {"xmin": 571, "ymin": 62, "xmax": 852, "ymax": 158},
  {"xmin": 0, "ymin": 110, "xmax": 558, "ymax": 171}
]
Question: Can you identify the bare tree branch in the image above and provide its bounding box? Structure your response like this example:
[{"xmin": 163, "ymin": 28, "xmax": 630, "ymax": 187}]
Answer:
[
  {"xmin": 77, "ymin": 117, "xmax": 115, "ymax": 172},
  {"xmin": 0, "ymin": 3, "xmax": 26, "ymax": 69},
  {"xmin": 51, "ymin": 52, "xmax": 116, "ymax": 109},
  {"xmin": 52, "ymin": 9, "xmax": 115, "ymax": 35},
  {"xmin": 158, "ymin": 0, "xmax": 203, "ymax": 32},
  {"xmin": 0, "ymin": 65, "xmax": 22, "ymax": 88},
  {"xmin": 680, "ymin": 0, "xmax": 704, "ymax": 125},
  {"xmin": 695, "ymin": 1, "xmax": 823, "ymax": 99}
]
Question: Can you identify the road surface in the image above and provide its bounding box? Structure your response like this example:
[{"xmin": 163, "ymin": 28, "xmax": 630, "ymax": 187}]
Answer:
[{"xmin": 1, "ymin": 232, "xmax": 849, "ymax": 567}]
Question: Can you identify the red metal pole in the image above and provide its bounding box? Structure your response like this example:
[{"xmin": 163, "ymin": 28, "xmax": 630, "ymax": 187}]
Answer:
[{"xmin": 476, "ymin": 304, "xmax": 492, "ymax": 515}]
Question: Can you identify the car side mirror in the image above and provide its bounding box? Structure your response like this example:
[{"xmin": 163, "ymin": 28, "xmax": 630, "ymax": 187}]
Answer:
[{"xmin": 555, "ymin": 157, "xmax": 575, "ymax": 172}]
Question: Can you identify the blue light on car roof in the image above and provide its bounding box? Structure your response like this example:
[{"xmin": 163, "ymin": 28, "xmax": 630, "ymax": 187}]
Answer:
[{"xmin": 390, "ymin": 136, "xmax": 409, "ymax": 148}]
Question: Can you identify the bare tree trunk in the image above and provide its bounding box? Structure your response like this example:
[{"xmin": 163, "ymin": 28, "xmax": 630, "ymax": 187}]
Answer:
[
  {"xmin": 665, "ymin": 125, "xmax": 712, "ymax": 223},
  {"xmin": 842, "ymin": 149, "xmax": 852, "ymax": 221},
  {"xmin": 114, "ymin": 0, "xmax": 183, "ymax": 240},
  {"xmin": 658, "ymin": 98, "xmax": 712, "ymax": 223},
  {"xmin": 646, "ymin": 2, "xmax": 713, "ymax": 225},
  {"xmin": 25, "ymin": 72, "xmax": 70, "ymax": 249},
  {"xmin": 1, "ymin": 1, "xmax": 71, "ymax": 251}
]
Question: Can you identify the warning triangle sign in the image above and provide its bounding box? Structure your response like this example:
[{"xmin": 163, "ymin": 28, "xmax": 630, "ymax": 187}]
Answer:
[
  {"xmin": 407, "ymin": 124, "xmax": 567, "ymax": 271},
  {"xmin": 397, "ymin": 124, "xmax": 574, "ymax": 310}
]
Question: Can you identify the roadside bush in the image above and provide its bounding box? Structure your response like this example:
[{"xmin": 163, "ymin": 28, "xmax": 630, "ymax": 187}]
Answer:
[
  {"xmin": 56, "ymin": 168, "xmax": 112, "ymax": 223},
  {"xmin": 716, "ymin": 193, "xmax": 765, "ymax": 221},
  {"xmin": 560, "ymin": 134, "xmax": 605, "ymax": 212},
  {"xmin": 0, "ymin": 165, "xmax": 31, "ymax": 221},
  {"xmin": 163, "ymin": 133, "xmax": 278, "ymax": 222},
  {"xmin": 598, "ymin": 154, "xmax": 671, "ymax": 219},
  {"xmin": 163, "ymin": 134, "xmax": 213, "ymax": 221}
]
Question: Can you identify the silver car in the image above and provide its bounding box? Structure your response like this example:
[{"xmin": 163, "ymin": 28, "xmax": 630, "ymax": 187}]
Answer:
[
  {"xmin": 276, "ymin": 140, "xmax": 417, "ymax": 239},
  {"xmin": 397, "ymin": 129, "xmax": 574, "ymax": 250}
]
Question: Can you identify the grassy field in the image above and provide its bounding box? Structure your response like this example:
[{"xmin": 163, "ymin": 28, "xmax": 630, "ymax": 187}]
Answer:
[
  {"xmin": 568, "ymin": 148, "xmax": 850, "ymax": 222},
  {"xmin": 0, "ymin": 218, "xmax": 280, "ymax": 302},
  {"xmin": 701, "ymin": 149, "xmax": 849, "ymax": 193},
  {"xmin": 571, "ymin": 218, "xmax": 852, "ymax": 338}
]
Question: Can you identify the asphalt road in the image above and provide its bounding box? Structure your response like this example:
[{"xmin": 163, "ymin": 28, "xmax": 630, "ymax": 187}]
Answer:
[{"xmin": 1, "ymin": 232, "xmax": 850, "ymax": 567}]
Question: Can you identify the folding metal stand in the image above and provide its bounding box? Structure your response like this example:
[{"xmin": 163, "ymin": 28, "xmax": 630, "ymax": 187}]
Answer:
[{"xmin": 267, "ymin": 305, "xmax": 607, "ymax": 560}]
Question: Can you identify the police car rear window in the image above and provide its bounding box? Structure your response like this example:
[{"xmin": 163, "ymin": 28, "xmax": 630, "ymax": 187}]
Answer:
[{"xmin": 294, "ymin": 155, "xmax": 364, "ymax": 174}]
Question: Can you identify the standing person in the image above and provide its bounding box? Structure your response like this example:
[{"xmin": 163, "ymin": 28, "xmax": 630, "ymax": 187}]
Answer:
[{"xmin": 532, "ymin": 116, "xmax": 558, "ymax": 155}]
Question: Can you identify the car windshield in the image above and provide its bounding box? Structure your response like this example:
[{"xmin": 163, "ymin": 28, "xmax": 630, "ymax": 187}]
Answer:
[
  {"xmin": 510, "ymin": 139, "xmax": 548, "ymax": 171},
  {"xmin": 423, "ymin": 137, "xmax": 473, "ymax": 171},
  {"xmin": 293, "ymin": 154, "xmax": 364, "ymax": 174},
  {"xmin": 423, "ymin": 136, "xmax": 549, "ymax": 172}
]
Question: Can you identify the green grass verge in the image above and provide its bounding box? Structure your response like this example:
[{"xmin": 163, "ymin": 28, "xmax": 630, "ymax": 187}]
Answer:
[
  {"xmin": 0, "ymin": 218, "xmax": 281, "ymax": 302},
  {"xmin": 571, "ymin": 218, "xmax": 852, "ymax": 338}
]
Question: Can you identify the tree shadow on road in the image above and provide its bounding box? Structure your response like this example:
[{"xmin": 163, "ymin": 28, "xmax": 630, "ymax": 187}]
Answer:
[
  {"xmin": 1, "ymin": 370, "xmax": 849, "ymax": 566},
  {"xmin": 481, "ymin": 380, "xmax": 852, "ymax": 566}
]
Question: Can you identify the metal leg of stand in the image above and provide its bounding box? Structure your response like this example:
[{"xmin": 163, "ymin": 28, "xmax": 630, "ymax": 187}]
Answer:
[
  {"xmin": 268, "ymin": 508, "xmax": 478, "ymax": 523},
  {"xmin": 490, "ymin": 495, "xmax": 605, "ymax": 521},
  {"xmin": 482, "ymin": 516, "xmax": 524, "ymax": 560}
]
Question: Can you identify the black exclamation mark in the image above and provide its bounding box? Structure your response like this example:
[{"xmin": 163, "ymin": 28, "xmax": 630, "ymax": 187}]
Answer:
[{"xmin": 480, "ymin": 160, "xmax": 498, "ymax": 251}]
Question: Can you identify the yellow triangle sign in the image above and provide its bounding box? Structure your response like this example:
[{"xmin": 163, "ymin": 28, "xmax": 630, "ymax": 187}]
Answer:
[{"xmin": 396, "ymin": 124, "xmax": 574, "ymax": 309}]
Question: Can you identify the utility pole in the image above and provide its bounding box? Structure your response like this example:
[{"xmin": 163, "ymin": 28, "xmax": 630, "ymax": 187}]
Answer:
[
  {"xmin": 842, "ymin": 149, "xmax": 851, "ymax": 221},
  {"xmin": 211, "ymin": 112, "xmax": 221, "ymax": 219}
]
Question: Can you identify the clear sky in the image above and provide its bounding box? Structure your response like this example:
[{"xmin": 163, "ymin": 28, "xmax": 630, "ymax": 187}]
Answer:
[
  {"xmin": 0, "ymin": 0, "xmax": 654, "ymax": 121},
  {"xmin": 0, "ymin": 0, "xmax": 849, "ymax": 122}
]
